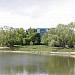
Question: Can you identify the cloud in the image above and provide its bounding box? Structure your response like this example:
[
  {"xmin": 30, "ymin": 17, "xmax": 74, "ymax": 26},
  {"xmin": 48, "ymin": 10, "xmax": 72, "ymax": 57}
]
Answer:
[{"xmin": 0, "ymin": 0, "xmax": 74, "ymax": 29}]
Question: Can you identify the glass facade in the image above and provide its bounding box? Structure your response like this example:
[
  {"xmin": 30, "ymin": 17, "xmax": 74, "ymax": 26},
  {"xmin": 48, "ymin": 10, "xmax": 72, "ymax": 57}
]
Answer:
[{"xmin": 37, "ymin": 28, "xmax": 49, "ymax": 36}]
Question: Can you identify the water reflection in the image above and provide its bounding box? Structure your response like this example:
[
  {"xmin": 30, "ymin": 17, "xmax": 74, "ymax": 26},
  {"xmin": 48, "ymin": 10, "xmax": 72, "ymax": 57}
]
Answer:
[{"xmin": 0, "ymin": 53, "xmax": 75, "ymax": 75}]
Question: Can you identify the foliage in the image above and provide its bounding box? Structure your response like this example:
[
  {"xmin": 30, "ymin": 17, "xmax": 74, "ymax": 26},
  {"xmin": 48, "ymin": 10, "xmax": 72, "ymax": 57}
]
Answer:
[
  {"xmin": 25, "ymin": 27, "xmax": 41, "ymax": 45},
  {"xmin": 30, "ymin": 41, "xmax": 33, "ymax": 46},
  {"xmin": 41, "ymin": 32, "xmax": 48, "ymax": 45},
  {"xmin": 0, "ymin": 26, "xmax": 41, "ymax": 47},
  {"xmin": 41, "ymin": 22, "xmax": 75, "ymax": 48},
  {"xmin": 0, "ymin": 22, "xmax": 75, "ymax": 48}
]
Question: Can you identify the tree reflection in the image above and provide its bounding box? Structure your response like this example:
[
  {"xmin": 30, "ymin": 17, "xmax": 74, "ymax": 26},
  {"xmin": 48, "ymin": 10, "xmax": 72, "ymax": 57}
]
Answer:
[
  {"xmin": 42, "ymin": 56, "xmax": 74, "ymax": 75},
  {"xmin": 0, "ymin": 54, "xmax": 75, "ymax": 75},
  {"xmin": 26, "ymin": 65, "xmax": 37, "ymax": 75},
  {"xmin": 13, "ymin": 65, "xmax": 24, "ymax": 73},
  {"xmin": 24, "ymin": 55, "xmax": 75, "ymax": 75}
]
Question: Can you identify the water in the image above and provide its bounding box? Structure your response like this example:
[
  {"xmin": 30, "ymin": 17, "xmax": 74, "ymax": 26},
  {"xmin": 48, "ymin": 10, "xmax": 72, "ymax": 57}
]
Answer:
[{"xmin": 0, "ymin": 53, "xmax": 75, "ymax": 75}]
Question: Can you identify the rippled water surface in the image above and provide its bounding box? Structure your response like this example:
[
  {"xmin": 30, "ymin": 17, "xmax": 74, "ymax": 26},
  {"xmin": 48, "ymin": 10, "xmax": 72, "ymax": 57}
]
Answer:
[{"xmin": 0, "ymin": 53, "xmax": 75, "ymax": 75}]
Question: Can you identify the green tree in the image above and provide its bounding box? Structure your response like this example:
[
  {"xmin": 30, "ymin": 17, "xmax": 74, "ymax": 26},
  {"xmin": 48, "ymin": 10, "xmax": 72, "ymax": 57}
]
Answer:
[
  {"xmin": 41, "ymin": 23, "xmax": 75, "ymax": 48},
  {"xmin": 25, "ymin": 27, "xmax": 41, "ymax": 45}
]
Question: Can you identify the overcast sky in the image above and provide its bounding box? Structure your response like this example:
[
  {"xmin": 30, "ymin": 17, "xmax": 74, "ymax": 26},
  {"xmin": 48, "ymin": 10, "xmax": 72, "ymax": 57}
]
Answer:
[{"xmin": 0, "ymin": 0, "xmax": 75, "ymax": 29}]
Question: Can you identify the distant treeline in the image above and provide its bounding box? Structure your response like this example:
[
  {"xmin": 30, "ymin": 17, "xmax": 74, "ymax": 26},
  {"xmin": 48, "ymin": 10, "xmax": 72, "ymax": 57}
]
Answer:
[{"xmin": 0, "ymin": 22, "xmax": 75, "ymax": 48}]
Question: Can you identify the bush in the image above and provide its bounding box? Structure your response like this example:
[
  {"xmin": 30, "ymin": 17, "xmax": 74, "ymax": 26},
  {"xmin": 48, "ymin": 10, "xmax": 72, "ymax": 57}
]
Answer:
[
  {"xmin": 30, "ymin": 41, "xmax": 33, "ymax": 46},
  {"xmin": 48, "ymin": 40, "xmax": 55, "ymax": 47}
]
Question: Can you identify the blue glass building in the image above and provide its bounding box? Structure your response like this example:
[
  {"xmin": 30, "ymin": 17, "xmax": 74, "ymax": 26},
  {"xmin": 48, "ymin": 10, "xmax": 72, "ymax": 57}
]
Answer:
[{"xmin": 37, "ymin": 28, "xmax": 49, "ymax": 36}]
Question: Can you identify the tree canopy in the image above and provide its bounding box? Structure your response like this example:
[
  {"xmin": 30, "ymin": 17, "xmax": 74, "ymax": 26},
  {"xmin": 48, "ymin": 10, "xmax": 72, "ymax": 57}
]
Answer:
[
  {"xmin": 0, "ymin": 27, "xmax": 41, "ymax": 47},
  {"xmin": 41, "ymin": 22, "xmax": 75, "ymax": 48},
  {"xmin": 0, "ymin": 22, "xmax": 75, "ymax": 48}
]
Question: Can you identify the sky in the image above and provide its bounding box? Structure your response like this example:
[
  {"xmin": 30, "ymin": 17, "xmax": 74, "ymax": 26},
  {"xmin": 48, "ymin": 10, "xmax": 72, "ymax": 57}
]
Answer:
[{"xmin": 0, "ymin": 0, "xmax": 75, "ymax": 29}]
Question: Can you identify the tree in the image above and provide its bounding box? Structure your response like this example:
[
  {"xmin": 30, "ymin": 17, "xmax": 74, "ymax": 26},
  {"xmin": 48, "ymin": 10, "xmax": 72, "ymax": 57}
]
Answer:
[
  {"xmin": 41, "ymin": 23, "xmax": 75, "ymax": 48},
  {"xmin": 41, "ymin": 32, "xmax": 48, "ymax": 45},
  {"xmin": 0, "ymin": 26, "xmax": 16, "ymax": 47},
  {"xmin": 15, "ymin": 28, "xmax": 25, "ymax": 45},
  {"xmin": 25, "ymin": 27, "xmax": 41, "ymax": 45}
]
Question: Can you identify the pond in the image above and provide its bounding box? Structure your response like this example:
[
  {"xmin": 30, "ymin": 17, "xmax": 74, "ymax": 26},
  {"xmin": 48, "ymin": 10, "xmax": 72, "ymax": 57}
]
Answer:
[{"xmin": 0, "ymin": 53, "xmax": 75, "ymax": 75}]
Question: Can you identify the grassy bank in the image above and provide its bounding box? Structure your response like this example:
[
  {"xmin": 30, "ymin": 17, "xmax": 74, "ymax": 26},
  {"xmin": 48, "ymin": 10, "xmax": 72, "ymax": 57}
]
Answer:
[
  {"xmin": 0, "ymin": 45, "xmax": 75, "ymax": 52},
  {"xmin": 0, "ymin": 47, "xmax": 10, "ymax": 50},
  {"xmin": 12, "ymin": 45, "xmax": 75, "ymax": 52}
]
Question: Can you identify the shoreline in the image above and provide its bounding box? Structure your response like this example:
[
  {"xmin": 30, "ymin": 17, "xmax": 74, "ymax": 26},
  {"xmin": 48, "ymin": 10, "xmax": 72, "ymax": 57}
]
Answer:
[{"xmin": 0, "ymin": 50, "xmax": 75, "ymax": 57}]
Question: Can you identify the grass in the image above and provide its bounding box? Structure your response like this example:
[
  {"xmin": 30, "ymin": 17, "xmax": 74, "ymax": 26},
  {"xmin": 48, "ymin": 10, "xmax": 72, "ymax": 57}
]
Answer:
[
  {"xmin": 0, "ymin": 45, "xmax": 75, "ymax": 52},
  {"xmin": 0, "ymin": 47, "xmax": 10, "ymax": 50},
  {"xmin": 15, "ymin": 45, "xmax": 52, "ymax": 51},
  {"xmin": 13, "ymin": 45, "xmax": 75, "ymax": 52}
]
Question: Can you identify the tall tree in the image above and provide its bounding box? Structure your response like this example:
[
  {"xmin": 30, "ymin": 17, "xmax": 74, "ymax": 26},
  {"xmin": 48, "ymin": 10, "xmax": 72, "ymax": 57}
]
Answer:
[{"xmin": 41, "ymin": 23, "xmax": 75, "ymax": 48}]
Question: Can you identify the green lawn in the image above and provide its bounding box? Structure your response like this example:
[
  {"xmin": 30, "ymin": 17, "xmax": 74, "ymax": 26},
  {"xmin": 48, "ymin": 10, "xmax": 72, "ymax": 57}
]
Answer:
[
  {"xmin": 12, "ymin": 45, "xmax": 75, "ymax": 52},
  {"xmin": 0, "ymin": 45, "xmax": 75, "ymax": 52},
  {"xmin": 0, "ymin": 47, "xmax": 10, "ymax": 50}
]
